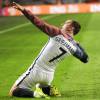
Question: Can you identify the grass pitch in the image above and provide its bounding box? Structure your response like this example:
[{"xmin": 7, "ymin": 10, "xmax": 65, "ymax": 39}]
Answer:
[{"xmin": 0, "ymin": 13, "xmax": 100, "ymax": 100}]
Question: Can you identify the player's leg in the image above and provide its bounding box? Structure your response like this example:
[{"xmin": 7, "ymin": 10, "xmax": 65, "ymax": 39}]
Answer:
[
  {"xmin": 9, "ymin": 83, "xmax": 49, "ymax": 98},
  {"xmin": 9, "ymin": 63, "xmax": 38, "ymax": 98},
  {"xmin": 9, "ymin": 85, "xmax": 34, "ymax": 97},
  {"xmin": 39, "ymin": 84, "xmax": 61, "ymax": 97},
  {"xmin": 9, "ymin": 77, "xmax": 34, "ymax": 97},
  {"xmin": 37, "ymin": 71, "xmax": 61, "ymax": 97},
  {"xmin": 37, "ymin": 84, "xmax": 51, "ymax": 95},
  {"xmin": 9, "ymin": 64, "xmax": 49, "ymax": 98}
]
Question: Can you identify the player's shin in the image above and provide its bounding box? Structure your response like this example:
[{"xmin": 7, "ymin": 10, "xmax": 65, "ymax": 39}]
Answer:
[{"xmin": 12, "ymin": 87, "xmax": 34, "ymax": 97}]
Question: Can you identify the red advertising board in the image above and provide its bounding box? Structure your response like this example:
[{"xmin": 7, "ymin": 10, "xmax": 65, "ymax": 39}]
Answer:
[{"xmin": 1, "ymin": 3, "xmax": 100, "ymax": 16}]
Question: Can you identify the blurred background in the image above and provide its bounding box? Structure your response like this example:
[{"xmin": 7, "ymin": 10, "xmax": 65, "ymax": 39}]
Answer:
[
  {"xmin": 1, "ymin": 0, "xmax": 100, "ymax": 16},
  {"xmin": 0, "ymin": 0, "xmax": 100, "ymax": 7},
  {"xmin": 1, "ymin": 0, "xmax": 100, "ymax": 100}
]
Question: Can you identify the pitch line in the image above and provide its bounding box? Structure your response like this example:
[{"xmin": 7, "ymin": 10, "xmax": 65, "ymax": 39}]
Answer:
[{"xmin": 0, "ymin": 15, "xmax": 58, "ymax": 34}]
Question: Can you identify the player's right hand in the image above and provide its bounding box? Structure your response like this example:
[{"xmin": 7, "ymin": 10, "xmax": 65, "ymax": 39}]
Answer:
[{"xmin": 12, "ymin": 2, "xmax": 24, "ymax": 11}]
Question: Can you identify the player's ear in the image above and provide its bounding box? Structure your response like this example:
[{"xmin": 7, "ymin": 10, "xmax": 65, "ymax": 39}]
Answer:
[{"xmin": 72, "ymin": 27, "xmax": 75, "ymax": 33}]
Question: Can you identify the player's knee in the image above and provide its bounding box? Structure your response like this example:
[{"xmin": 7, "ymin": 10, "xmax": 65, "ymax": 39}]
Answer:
[
  {"xmin": 12, "ymin": 87, "xmax": 21, "ymax": 97},
  {"xmin": 10, "ymin": 87, "xmax": 34, "ymax": 97},
  {"xmin": 9, "ymin": 85, "xmax": 17, "ymax": 97},
  {"xmin": 9, "ymin": 88, "xmax": 16, "ymax": 96},
  {"xmin": 9, "ymin": 90, "xmax": 13, "ymax": 96},
  {"xmin": 9, "ymin": 87, "xmax": 22, "ymax": 97}
]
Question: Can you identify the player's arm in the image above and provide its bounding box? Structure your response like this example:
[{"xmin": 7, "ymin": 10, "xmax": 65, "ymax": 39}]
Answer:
[
  {"xmin": 73, "ymin": 43, "xmax": 89, "ymax": 63},
  {"xmin": 12, "ymin": 2, "xmax": 61, "ymax": 37}
]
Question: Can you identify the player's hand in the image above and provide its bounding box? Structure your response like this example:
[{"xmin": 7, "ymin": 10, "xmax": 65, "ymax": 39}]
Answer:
[{"xmin": 12, "ymin": 2, "xmax": 24, "ymax": 11}]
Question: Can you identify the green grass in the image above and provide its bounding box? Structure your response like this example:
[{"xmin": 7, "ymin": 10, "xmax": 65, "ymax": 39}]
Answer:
[{"xmin": 0, "ymin": 13, "xmax": 100, "ymax": 100}]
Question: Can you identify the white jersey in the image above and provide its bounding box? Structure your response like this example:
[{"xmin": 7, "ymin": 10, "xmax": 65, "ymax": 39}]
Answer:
[
  {"xmin": 15, "ymin": 34, "xmax": 77, "ymax": 88},
  {"xmin": 34, "ymin": 35, "xmax": 77, "ymax": 72},
  {"xmin": 14, "ymin": 9, "xmax": 88, "ymax": 88}
]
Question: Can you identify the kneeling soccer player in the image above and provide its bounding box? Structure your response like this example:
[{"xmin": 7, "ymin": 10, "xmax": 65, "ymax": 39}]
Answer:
[{"xmin": 9, "ymin": 2, "xmax": 89, "ymax": 98}]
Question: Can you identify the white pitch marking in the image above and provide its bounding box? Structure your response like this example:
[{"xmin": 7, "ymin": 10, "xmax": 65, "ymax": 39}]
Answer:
[{"xmin": 0, "ymin": 15, "xmax": 58, "ymax": 34}]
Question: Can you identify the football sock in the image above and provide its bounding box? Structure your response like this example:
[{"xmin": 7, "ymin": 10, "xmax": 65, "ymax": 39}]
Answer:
[
  {"xmin": 37, "ymin": 84, "xmax": 50, "ymax": 95},
  {"xmin": 12, "ymin": 87, "xmax": 34, "ymax": 97},
  {"xmin": 41, "ymin": 86, "xmax": 50, "ymax": 95}
]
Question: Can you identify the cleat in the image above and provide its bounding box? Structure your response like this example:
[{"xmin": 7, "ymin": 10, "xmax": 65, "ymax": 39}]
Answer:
[
  {"xmin": 50, "ymin": 85, "xmax": 61, "ymax": 97},
  {"xmin": 34, "ymin": 84, "xmax": 50, "ymax": 99}
]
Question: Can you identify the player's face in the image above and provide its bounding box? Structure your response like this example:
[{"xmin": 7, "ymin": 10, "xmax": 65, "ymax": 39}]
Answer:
[{"xmin": 62, "ymin": 20, "xmax": 73, "ymax": 34}]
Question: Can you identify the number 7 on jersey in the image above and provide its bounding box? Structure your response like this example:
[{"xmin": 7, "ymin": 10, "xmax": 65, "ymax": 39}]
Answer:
[{"xmin": 49, "ymin": 47, "xmax": 67, "ymax": 63}]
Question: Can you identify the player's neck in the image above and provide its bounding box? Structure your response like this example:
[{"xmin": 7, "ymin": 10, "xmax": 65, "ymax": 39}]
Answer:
[
  {"xmin": 61, "ymin": 29, "xmax": 73, "ymax": 38},
  {"xmin": 68, "ymin": 33, "xmax": 73, "ymax": 38}
]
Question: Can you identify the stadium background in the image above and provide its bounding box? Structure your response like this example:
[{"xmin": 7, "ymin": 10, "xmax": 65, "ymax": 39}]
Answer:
[{"xmin": 0, "ymin": 0, "xmax": 100, "ymax": 100}]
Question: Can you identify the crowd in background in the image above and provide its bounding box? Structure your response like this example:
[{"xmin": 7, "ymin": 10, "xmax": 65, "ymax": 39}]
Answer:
[{"xmin": 0, "ymin": 0, "xmax": 100, "ymax": 8}]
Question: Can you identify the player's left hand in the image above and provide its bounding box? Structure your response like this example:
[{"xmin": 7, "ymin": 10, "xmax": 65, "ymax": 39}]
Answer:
[{"xmin": 12, "ymin": 2, "xmax": 24, "ymax": 11}]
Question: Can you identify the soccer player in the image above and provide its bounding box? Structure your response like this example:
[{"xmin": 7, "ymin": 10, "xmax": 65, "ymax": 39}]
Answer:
[{"xmin": 9, "ymin": 2, "xmax": 89, "ymax": 98}]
